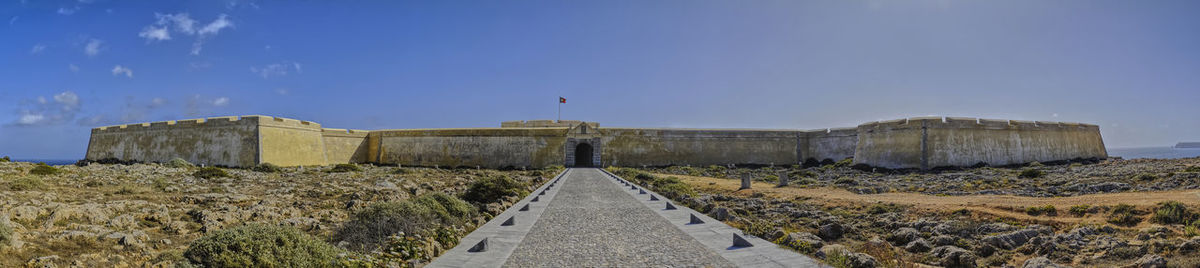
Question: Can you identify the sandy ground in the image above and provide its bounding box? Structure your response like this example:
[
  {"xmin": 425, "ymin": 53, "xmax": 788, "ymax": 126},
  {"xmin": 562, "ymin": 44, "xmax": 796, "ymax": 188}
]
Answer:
[{"xmin": 659, "ymin": 173, "xmax": 1200, "ymax": 228}]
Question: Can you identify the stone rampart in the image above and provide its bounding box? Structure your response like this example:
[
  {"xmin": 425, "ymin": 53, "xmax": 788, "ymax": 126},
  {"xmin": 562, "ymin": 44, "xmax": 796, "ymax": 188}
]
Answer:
[
  {"xmin": 368, "ymin": 128, "xmax": 569, "ymax": 168},
  {"xmin": 600, "ymin": 128, "xmax": 799, "ymax": 167},
  {"xmin": 854, "ymin": 117, "xmax": 1107, "ymax": 169},
  {"xmin": 799, "ymin": 128, "xmax": 858, "ymax": 163},
  {"xmin": 86, "ymin": 116, "xmax": 263, "ymax": 167},
  {"xmin": 85, "ymin": 115, "xmax": 1106, "ymax": 169}
]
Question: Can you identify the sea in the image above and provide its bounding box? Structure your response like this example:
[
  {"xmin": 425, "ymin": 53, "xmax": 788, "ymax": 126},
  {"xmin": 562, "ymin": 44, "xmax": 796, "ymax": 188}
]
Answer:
[
  {"xmin": 7, "ymin": 147, "xmax": 1198, "ymax": 165},
  {"xmin": 1107, "ymin": 147, "xmax": 1200, "ymax": 160}
]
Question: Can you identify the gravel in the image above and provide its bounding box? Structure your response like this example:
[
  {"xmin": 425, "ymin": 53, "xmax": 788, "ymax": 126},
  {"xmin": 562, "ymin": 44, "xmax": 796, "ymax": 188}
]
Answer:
[{"xmin": 504, "ymin": 169, "xmax": 732, "ymax": 267}]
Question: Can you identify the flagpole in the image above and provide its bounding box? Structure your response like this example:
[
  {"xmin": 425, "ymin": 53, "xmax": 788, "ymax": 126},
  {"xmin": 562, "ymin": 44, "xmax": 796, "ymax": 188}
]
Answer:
[{"xmin": 557, "ymin": 98, "xmax": 561, "ymax": 122}]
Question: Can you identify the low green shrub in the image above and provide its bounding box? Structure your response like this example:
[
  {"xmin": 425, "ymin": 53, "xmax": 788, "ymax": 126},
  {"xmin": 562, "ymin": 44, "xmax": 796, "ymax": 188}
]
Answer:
[
  {"xmin": 1018, "ymin": 168, "xmax": 1045, "ymax": 178},
  {"xmin": 1135, "ymin": 173, "xmax": 1158, "ymax": 181},
  {"xmin": 164, "ymin": 158, "xmax": 194, "ymax": 168},
  {"xmin": 649, "ymin": 176, "xmax": 695, "ymax": 198},
  {"xmin": 1069, "ymin": 205, "xmax": 1091, "ymax": 217},
  {"xmin": 336, "ymin": 193, "xmax": 476, "ymax": 251},
  {"xmin": 1107, "ymin": 204, "xmax": 1142, "ymax": 226},
  {"xmin": 1025, "ymin": 205, "xmax": 1057, "ymax": 216},
  {"xmin": 192, "ymin": 167, "xmax": 229, "ymax": 179},
  {"xmin": 461, "ymin": 175, "xmax": 528, "ymax": 204},
  {"xmin": 392, "ymin": 167, "xmax": 409, "ymax": 174},
  {"xmin": 833, "ymin": 158, "xmax": 853, "ymax": 168},
  {"xmin": 328, "ymin": 163, "xmax": 361, "ymax": 173},
  {"xmin": 1150, "ymin": 201, "xmax": 1194, "ymax": 224},
  {"xmin": 0, "ymin": 156, "xmax": 10, "ymax": 162},
  {"xmin": 251, "ymin": 163, "xmax": 283, "ymax": 173},
  {"xmin": 30, "ymin": 163, "xmax": 61, "ymax": 175},
  {"xmin": 184, "ymin": 223, "xmax": 343, "ymax": 267},
  {"xmin": 9, "ymin": 176, "xmax": 45, "ymax": 191},
  {"xmin": 1185, "ymin": 166, "xmax": 1200, "ymax": 173},
  {"xmin": 151, "ymin": 177, "xmax": 171, "ymax": 192}
]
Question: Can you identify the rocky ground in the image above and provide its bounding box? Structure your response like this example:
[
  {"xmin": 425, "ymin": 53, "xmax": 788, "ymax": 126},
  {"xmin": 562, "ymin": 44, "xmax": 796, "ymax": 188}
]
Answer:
[
  {"xmin": 647, "ymin": 158, "xmax": 1200, "ymax": 197},
  {"xmin": 625, "ymin": 158, "xmax": 1200, "ymax": 268},
  {"xmin": 0, "ymin": 160, "xmax": 555, "ymax": 267}
]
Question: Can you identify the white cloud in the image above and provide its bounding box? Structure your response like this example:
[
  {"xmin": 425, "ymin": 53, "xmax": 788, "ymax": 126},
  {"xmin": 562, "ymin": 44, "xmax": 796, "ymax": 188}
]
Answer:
[
  {"xmin": 9, "ymin": 16, "xmax": 17, "ymax": 25},
  {"xmin": 111, "ymin": 65, "xmax": 133, "ymax": 78},
  {"xmin": 150, "ymin": 97, "xmax": 167, "ymax": 108},
  {"xmin": 138, "ymin": 26, "xmax": 170, "ymax": 41},
  {"xmin": 212, "ymin": 97, "xmax": 229, "ymax": 106},
  {"xmin": 9, "ymin": 91, "xmax": 81, "ymax": 126},
  {"xmin": 250, "ymin": 61, "xmax": 302, "ymax": 79},
  {"xmin": 1052, "ymin": 113, "xmax": 1059, "ymax": 118},
  {"xmin": 69, "ymin": 64, "xmax": 80, "ymax": 72},
  {"xmin": 274, "ymin": 88, "xmax": 289, "ymax": 95},
  {"xmin": 139, "ymin": 13, "xmax": 234, "ymax": 55},
  {"xmin": 57, "ymin": 7, "xmax": 79, "ymax": 15},
  {"xmin": 84, "ymin": 39, "xmax": 103, "ymax": 56},
  {"xmin": 30, "ymin": 44, "xmax": 46, "ymax": 54}
]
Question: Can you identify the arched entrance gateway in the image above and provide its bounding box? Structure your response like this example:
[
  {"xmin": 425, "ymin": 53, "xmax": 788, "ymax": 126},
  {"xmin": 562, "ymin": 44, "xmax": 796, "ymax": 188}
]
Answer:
[{"xmin": 573, "ymin": 143, "xmax": 594, "ymax": 167}]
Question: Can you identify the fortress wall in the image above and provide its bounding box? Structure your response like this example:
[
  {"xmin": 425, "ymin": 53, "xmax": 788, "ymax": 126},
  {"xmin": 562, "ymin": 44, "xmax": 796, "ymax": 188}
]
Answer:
[
  {"xmin": 85, "ymin": 116, "xmax": 260, "ymax": 167},
  {"xmin": 321, "ymin": 128, "xmax": 370, "ymax": 164},
  {"xmin": 799, "ymin": 128, "xmax": 858, "ymax": 162},
  {"xmin": 369, "ymin": 128, "xmax": 568, "ymax": 168},
  {"xmin": 257, "ymin": 116, "xmax": 326, "ymax": 167},
  {"xmin": 854, "ymin": 117, "xmax": 1107, "ymax": 169},
  {"xmin": 598, "ymin": 128, "xmax": 799, "ymax": 167}
]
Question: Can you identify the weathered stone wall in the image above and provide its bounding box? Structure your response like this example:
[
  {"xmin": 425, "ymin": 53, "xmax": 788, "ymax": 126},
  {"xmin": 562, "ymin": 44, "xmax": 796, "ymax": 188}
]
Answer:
[
  {"xmin": 501, "ymin": 120, "xmax": 599, "ymax": 128},
  {"xmin": 257, "ymin": 117, "xmax": 326, "ymax": 167},
  {"xmin": 799, "ymin": 128, "xmax": 858, "ymax": 163},
  {"xmin": 321, "ymin": 128, "xmax": 370, "ymax": 164},
  {"xmin": 85, "ymin": 116, "xmax": 261, "ymax": 167},
  {"xmin": 598, "ymin": 128, "xmax": 799, "ymax": 167},
  {"xmin": 368, "ymin": 128, "xmax": 568, "ymax": 168},
  {"xmin": 855, "ymin": 117, "xmax": 1107, "ymax": 169}
]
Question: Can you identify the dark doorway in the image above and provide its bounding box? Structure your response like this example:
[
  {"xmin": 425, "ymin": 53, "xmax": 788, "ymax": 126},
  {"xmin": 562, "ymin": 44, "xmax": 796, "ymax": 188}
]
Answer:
[{"xmin": 574, "ymin": 143, "xmax": 594, "ymax": 167}]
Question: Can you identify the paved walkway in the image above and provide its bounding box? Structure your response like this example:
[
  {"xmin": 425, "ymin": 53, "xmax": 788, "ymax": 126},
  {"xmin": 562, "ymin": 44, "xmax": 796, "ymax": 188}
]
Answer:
[{"xmin": 430, "ymin": 168, "xmax": 821, "ymax": 267}]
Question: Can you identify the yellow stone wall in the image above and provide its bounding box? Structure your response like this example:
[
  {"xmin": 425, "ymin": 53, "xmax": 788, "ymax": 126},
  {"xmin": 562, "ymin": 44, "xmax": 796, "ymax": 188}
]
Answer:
[
  {"xmin": 85, "ymin": 116, "xmax": 261, "ymax": 167},
  {"xmin": 598, "ymin": 128, "xmax": 799, "ymax": 167},
  {"xmin": 257, "ymin": 117, "xmax": 327, "ymax": 167},
  {"xmin": 855, "ymin": 117, "xmax": 1108, "ymax": 169},
  {"xmin": 322, "ymin": 128, "xmax": 370, "ymax": 164}
]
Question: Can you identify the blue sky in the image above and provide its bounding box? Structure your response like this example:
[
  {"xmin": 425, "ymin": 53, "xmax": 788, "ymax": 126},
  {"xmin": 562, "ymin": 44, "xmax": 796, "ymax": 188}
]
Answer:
[{"xmin": 2, "ymin": 0, "xmax": 1199, "ymax": 159}]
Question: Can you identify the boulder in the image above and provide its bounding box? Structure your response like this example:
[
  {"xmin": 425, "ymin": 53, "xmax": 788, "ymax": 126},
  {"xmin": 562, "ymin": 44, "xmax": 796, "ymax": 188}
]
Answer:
[
  {"xmin": 931, "ymin": 245, "xmax": 977, "ymax": 268},
  {"xmin": 784, "ymin": 232, "xmax": 824, "ymax": 249},
  {"xmin": 905, "ymin": 238, "xmax": 932, "ymax": 253},
  {"xmin": 1178, "ymin": 237, "xmax": 1200, "ymax": 253},
  {"xmin": 931, "ymin": 235, "xmax": 957, "ymax": 246},
  {"xmin": 712, "ymin": 207, "xmax": 731, "ymax": 221},
  {"xmin": 1021, "ymin": 256, "xmax": 1063, "ymax": 268},
  {"xmin": 1134, "ymin": 254, "xmax": 1166, "ymax": 268},
  {"xmin": 982, "ymin": 225, "xmax": 1050, "ymax": 250},
  {"xmin": 819, "ymin": 222, "xmax": 845, "ymax": 241},
  {"xmin": 888, "ymin": 227, "xmax": 920, "ymax": 246}
]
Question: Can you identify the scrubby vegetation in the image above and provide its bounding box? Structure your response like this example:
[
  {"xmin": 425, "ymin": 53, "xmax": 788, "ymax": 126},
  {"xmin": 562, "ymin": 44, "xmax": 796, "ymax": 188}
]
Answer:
[
  {"xmin": 0, "ymin": 156, "xmax": 10, "ymax": 162},
  {"xmin": 164, "ymin": 158, "xmax": 194, "ymax": 168},
  {"xmin": 607, "ymin": 167, "xmax": 696, "ymax": 198},
  {"xmin": 1068, "ymin": 205, "xmax": 1090, "ymax": 217},
  {"xmin": 9, "ymin": 176, "xmax": 45, "ymax": 191},
  {"xmin": 1151, "ymin": 201, "xmax": 1194, "ymax": 224},
  {"xmin": 184, "ymin": 224, "xmax": 344, "ymax": 267},
  {"xmin": 1135, "ymin": 173, "xmax": 1158, "ymax": 181},
  {"xmin": 328, "ymin": 163, "xmax": 362, "ymax": 173},
  {"xmin": 192, "ymin": 167, "xmax": 229, "ymax": 179},
  {"xmin": 251, "ymin": 162, "xmax": 283, "ymax": 173},
  {"xmin": 460, "ymin": 175, "xmax": 528, "ymax": 204},
  {"xmin": 336, "ymin": 193, "xmax": 476, "ymax": 251},
  {"xmin": 1025, "ymin": 205, "xmax": 1057, "ymax": 216},
  {"xmin": 1107, "ymin": 204, "xmax": 1142, "ymax": 226},
  {"xmin": 29, "ymin": 163, "xmax": 61, "ymax": 175},
  {"xmin": 1018, "ymin": 168, "xmax": 1044, "ymax": 178}
]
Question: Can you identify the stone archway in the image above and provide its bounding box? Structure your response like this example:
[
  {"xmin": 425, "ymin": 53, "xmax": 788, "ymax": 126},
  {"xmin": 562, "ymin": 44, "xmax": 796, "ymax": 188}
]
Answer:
[{"xmin": 573, "ymin": 143, "xmax": 594, "ymax": 167}]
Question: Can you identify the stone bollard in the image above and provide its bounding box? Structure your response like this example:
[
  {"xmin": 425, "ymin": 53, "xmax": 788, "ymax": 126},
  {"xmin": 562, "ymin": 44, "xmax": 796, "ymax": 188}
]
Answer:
[
  {"xmin": 739, "ymin": 173, "xmax": 751, "ymax": 190},
  {"xmin": 777, "ymin": 171, "xmax": 789, "ymax": 187}
]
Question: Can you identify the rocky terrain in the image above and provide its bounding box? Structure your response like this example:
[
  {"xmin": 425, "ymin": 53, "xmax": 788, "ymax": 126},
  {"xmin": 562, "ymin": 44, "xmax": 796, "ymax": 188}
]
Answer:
[
  {"xmin": 618, "ymin": 157, "xmax": 1200, "ymax": 268},
  {"xmin": 647, "ymin": 158, "xmax": 1200, "ymax": 197},
  {"xmin": 0, "ymin": 160, "xmax": 557, "ymax": 267}
]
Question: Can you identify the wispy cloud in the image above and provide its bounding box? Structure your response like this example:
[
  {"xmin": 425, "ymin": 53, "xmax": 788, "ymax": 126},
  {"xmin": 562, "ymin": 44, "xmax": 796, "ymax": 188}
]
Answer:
[
  {"xmin": 213, "ymin": 97, "xmax": 229, "ymax": 106},
  {"xmin": 77, "ymin": 96, "xmax": 171, "ymax": 126},
  {"xmin": 8, "ymin": 16, "xmax": 17, "ymax": 25},
  {"xmin": 250, "ymin": 62, "xmax": 302, "ymax": 79},
  {"xmin": 111, "ymin": 65, "xmax": 133, "ymax": 78},
  {"xmin": 69, "ymin": 64, "xmax": 80, "ymax": 73},
  {"xmin": 57, "ymin": 7, "xmax": 80, "ymax": 15},
  {"xmin": 84, "ymin": 39, "xmax": 103, "ymax": 57},
  {"xmin": 30, "ymin": 44, "xmax": 46, "ymax": 54},
  {"xmin": 9, "ymin": 91, "xmax": 81, "ymax": 126},
  {"xmin": 138, "ymin": 13, "xmax": 235, "ymax": 55},
  {"xmin": 185, "ymin": 95, "xmax": 232, "ymax": 116}
]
